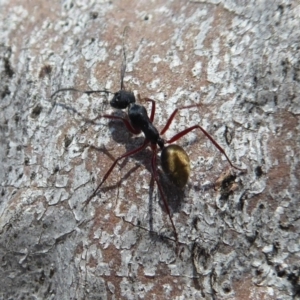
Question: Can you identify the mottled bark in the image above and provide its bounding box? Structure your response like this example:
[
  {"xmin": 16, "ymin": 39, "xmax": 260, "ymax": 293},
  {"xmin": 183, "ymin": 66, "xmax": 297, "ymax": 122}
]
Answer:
[{"xmin": 0, "ymin": 0, "xmax": 299, "ymax": 299}]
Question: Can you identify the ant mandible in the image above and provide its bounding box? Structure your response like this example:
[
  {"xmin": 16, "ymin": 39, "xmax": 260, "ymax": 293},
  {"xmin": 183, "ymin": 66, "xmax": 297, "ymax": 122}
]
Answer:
[{"xmin": 51, "ymin": 32, "xmax": 244, "ymax": 244}]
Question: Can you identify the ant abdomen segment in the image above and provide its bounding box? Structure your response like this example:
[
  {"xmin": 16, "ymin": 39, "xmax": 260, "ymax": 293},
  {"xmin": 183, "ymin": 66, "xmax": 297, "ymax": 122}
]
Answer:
[{"xmin": 161, "ymin": 144, "xmax": 190, "ymax": 189}]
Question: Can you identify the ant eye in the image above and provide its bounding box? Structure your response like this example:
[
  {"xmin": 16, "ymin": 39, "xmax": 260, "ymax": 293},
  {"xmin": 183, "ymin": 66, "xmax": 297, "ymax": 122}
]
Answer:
[{"xmin": 114, "ymin": 92, "xmax": 120, "ymax": 102}]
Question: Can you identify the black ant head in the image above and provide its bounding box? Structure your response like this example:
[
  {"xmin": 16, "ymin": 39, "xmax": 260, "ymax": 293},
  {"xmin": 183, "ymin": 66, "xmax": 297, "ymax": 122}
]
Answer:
[{"xmin": 110, "ymin": 90, "xmax": 136, "ymax": 109}]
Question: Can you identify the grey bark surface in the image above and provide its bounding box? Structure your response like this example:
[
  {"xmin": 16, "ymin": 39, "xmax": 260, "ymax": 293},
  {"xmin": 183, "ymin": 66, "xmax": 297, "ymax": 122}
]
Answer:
[{"xmin": 0, "ymin": 0, "xmax": 299, "ymax": 299}]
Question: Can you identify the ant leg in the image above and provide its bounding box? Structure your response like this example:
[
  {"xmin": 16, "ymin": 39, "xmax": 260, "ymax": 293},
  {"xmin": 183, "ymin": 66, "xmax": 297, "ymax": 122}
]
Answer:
[
  {"xmin": 150, "ymin": 145, "xmax": 178, "ymax": 242},
  {"xmin": 138, "ymin": 94, "xmax": 156, "ymax": 123},
  {"xmin": 166, "ymin": 125, "xmax": 244, "ymax": 171},
  {"xmin": 84, "ymin": 139, "xmax": 150, "ymax": 207},
  {"xmin": 160, "ymin": 104, "xmax": 199, "ymax": 135},
  {"xmin": 101, "ymin": 114, "xmax": 141, "ymax": 134},
  {"xmin": 51, "ymin": 102, "xmax": 103, "ymax": 126}
]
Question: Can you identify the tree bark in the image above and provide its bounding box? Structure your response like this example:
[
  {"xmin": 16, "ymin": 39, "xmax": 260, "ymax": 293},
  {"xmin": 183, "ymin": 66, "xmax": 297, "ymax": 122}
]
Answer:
[{"xmin": 0, "ymin": 0, "xmax": 299, "ymax": 299}]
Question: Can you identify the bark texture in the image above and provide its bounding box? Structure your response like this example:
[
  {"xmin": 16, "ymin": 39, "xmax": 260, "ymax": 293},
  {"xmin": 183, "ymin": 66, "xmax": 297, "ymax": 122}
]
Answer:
[{"xmin": 0, "ymin": 0, "xmax": 299, "ymax": 299}]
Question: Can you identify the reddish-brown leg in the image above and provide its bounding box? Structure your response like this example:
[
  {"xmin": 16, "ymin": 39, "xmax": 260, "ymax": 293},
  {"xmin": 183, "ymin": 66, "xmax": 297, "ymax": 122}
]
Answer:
[
  {"xmin": 160, "ymin": 104, "xmax": 200, "ymax": 135},
  {"xmin": 150, "ymin": 144, "xmax": 178, "ymax": 242},
  {"xmin": 100, "ymin": 114, "xmax": 141, "ymax": 135},
  {"xmin": 138, "ymin": 94, "xmax": 156, "ymax": 123},
  {"xmin": 167, "ymin": 125, "xmax": 244, "ymax": 170},
  {"xmin": 160, "ymin": 105, "xmax": 244, "ymax": 171},
  {"xmin": 83, "ymin": 113, "xmax": 144, "ymax": 208},
  {"xmin": 84, "ymin": 139, "xmax": 150, "ymax": 207}
]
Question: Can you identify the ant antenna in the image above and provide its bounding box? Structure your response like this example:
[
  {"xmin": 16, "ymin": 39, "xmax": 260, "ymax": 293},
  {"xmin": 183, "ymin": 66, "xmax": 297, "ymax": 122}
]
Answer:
[
  {"xmin": 50, "ymin": 87, "xmax": 112, "ymax": 99},
  {"xmin": 120, "ymin": 26, "xmax": 129, "ymax": 90},
  {"xmin": 51, "ymin": 27, "xmax": 131, "ymax": 100}
]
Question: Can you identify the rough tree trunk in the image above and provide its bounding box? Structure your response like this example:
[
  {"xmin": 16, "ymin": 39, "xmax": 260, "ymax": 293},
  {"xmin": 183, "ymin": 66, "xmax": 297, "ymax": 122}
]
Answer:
[{"xmin": 0, "ymin": 0, "xmax": 299, "ymax": 299}]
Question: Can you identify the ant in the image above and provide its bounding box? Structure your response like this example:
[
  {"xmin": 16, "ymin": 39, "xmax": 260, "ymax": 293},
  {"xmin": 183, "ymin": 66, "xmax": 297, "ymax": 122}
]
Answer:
[{"xmin": 51, "ymin": 32, "xmax": 244, "ymax": 244}]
